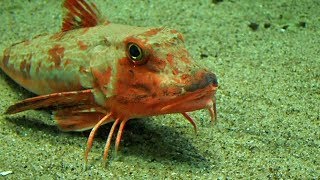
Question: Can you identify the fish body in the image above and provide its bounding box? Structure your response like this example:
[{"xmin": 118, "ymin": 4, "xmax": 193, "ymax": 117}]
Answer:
[{"xmin": 1, "ymin": 0, "xmax": 218, "ymax": 161}]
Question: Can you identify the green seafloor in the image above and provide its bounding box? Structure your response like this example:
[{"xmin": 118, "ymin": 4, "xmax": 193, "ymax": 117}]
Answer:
[{"xmin": 0, "ymin": 0, "xmax": 319, "ymax": 179}]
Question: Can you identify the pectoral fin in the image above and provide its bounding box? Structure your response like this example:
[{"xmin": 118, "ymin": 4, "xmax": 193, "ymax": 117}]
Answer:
[
  {"xmin": 5, "ymin": 89, "xmax": 113, "ymax": 132},
  {"xmin": 54, "ymin": 110, "xmax": 112, "ymax": 131},
  {"xmin": 5, "ymin": 89, "xmax": 96, "ymax": 114}
]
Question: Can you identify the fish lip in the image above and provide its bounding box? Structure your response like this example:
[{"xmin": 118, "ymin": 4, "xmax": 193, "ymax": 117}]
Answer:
[{"xmin": 159, "ymin": 84, "xmax": 217, "ymax": 114}]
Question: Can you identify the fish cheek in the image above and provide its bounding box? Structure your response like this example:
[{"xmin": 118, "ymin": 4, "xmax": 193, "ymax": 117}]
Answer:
[
  {"xmin": 115, "ymin": 58, "xmax": 149, "ymax": 100},
  {"xmin": 115, "ymin": 57, "xmax": 158, "ymax": 101}
]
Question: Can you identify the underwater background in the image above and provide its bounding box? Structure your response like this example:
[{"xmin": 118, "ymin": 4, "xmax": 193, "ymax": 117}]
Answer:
[{"xmin": 0, "ymin": 0, "xmax": 319, "ymax": 179}]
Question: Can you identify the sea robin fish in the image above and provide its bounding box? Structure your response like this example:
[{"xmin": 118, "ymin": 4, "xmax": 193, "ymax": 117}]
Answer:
[{"xmin": 0, "ymin": 0, "xmax": 218, "ymax": 162}]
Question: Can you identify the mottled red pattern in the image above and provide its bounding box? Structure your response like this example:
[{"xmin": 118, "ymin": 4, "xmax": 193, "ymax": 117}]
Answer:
[
  {"xmin": 0, "ymin": 0, "xmax": 218, "ymax": 163},
  {"xmin": 48, "ymin": 45, "xmax": 65, "ymax": 67}
]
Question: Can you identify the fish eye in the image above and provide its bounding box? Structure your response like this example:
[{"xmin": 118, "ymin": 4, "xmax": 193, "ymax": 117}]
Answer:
[{"xmin": 127, "ymin": 43, "xmax": 146, "ymax": 65}]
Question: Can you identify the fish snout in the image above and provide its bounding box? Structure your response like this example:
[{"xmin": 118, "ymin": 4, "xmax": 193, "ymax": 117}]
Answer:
[{"xmin": 185, "ymin": 71, "xmax": 218, "ymax": 92}]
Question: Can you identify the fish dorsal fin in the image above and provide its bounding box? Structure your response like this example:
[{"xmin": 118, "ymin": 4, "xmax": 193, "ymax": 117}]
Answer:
[{"xmin": 62, "ymin": 0, "xmax": 107, "ymax": 32}]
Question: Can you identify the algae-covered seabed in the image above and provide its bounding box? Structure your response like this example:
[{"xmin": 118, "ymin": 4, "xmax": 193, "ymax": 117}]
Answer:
[{"xmin": 0, "ymin": 0, "xmax": 319, "ymax": 179}]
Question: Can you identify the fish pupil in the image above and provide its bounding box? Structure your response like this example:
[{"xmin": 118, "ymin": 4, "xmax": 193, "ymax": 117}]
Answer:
[{"xmin": 129, "ymin": 43, "xmax": 142, "ymax": 60}]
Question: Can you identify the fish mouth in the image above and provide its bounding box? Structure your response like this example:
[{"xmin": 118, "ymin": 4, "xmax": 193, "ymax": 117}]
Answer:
[
  {"xmin": 158, "ymin": 83, "xmax": 217, "ymax": 129},
  {"xmin": 157, "ymin": 71, "xmax": 218, "ymax": 125},
  {"xmin": 160, "ymin": 83, "xmax": 217, "ymax": 113}
]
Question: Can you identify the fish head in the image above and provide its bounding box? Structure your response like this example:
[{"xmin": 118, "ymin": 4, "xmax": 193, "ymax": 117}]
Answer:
[{"xmin": 110, "ymin": 27, "xmax": 218, "ymax": 117}]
